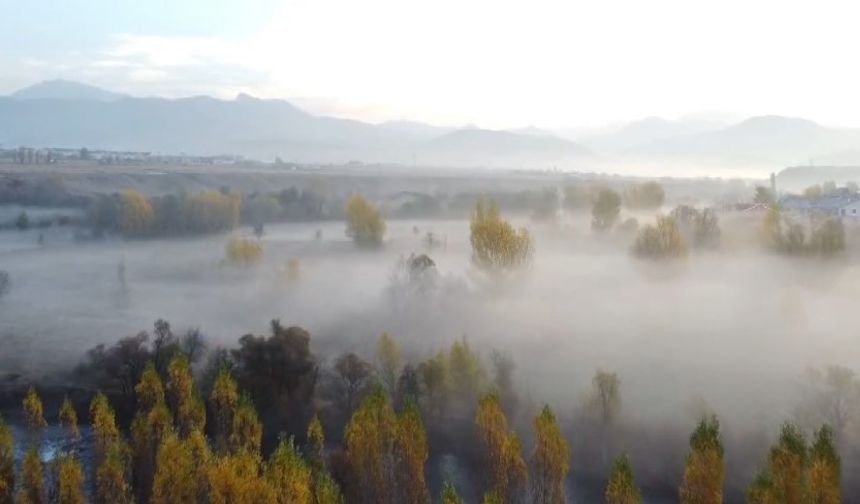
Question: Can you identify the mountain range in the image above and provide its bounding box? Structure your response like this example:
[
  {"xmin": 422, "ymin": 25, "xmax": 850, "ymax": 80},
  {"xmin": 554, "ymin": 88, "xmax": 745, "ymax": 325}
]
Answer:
[{"xmin": 3, "ymin": 80, "xmax": 860, "ymax": 174}]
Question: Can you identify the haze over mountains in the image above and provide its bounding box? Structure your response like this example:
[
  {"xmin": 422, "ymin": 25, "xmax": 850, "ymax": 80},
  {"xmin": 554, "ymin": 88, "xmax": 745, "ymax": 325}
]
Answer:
[{"xmin": 4, "ymin": 79, "xmax": 860, "ymax": 176}]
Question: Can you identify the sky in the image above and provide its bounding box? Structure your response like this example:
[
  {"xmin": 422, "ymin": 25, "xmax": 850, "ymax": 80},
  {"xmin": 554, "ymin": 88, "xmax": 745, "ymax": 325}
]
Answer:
[{"xmin": 3, "ymin": 0, "xmax": 860, "ymax": 129}]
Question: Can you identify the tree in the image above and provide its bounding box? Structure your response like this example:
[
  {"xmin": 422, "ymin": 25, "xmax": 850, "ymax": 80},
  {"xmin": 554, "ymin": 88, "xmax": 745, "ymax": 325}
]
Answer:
[
  {"xmin": 230, "ymin": 395, "xmax": 263, "ymax": 455},
  {"xmin": 345, "ymin": 194, "xmax": 386, "ymax": 247},
  {"xmin": 605, "ymin": 453, "xmax": 641, "ymax": 504},
  {"xmin": 335, "ymin": 352, "xmax": 374, "ymax": 414},
  {"xmin": 530, "ymin": 405, "xmax": 569, "ymax": 504},
  {"xmin": 623, "ymin": 182, "xmax": 665, "ymax": 210},
  {"xmin": 768, "ymin": 423, "xmax": 807, "ymax": 504},
  {"xmin": 151, "ymin": 432, "xmax": 199, "ymax": 504},
  {"xmin": 631, "ymin": 215, "xmax": 688, "ymax": 259},
  {"xmin": 440, "ymin": 482, "xmax": 466, "ymax": 504},
  {"xmin": 130, "ymin": 401, "xmax": 172, "ymax": 503},
  {"xmin": 808, "ymin": 425, "xmax": 839, "ymax": 504},
  {"xmin": 135, "ymin": 362, "xmax": 165, "ymax": 413},
  {"xmin": 90, "ymin": 392, "xmax": 121, "ymax": 466},
  {"xmin": 377, "ymin": 332, "xmax": 402, "ymax": 397},
  {"xmin": 59, "ymin": 396, "xmax": 80, "ymax": 440},
  {"xmin": 470, "ymin": 197, "xmax": 533, "ymax": 273},
  {"xmin": 395, "ymin": 402, "xmax": 430, "ymax": 504},
  {"xmin": 809, "ymin": 218, "xmax": 845, "ymax": 256},
  {"xmin": 95, "ymin": 441, "xmax": 133, "ymax": 504},
  {"xmin": 120, "ymin": 190, "xmax": 155, "ymax": 236},
  {"xmin": 344, "ymin": 389, "xmax": 398, "ymax": 504},
  {"xmin": 449, "ymin": 337, "xmax": 484, "ymax": 410},
  {"xmin": 796, "ymin": 365, "xmax": 859, "ymax": 442},
  {"xmin": 211, "ymin": 367, "xmax": 240, "ymax": 454},
  {"xmin": 475, "ymin": 392, "xmax": 526, "ymax": 502},
  {"xmin": 266, "ymin": 436, "xmax": 313, "ymax": 504},
  {"xmin": 307, "ymin": 414, "xmax": 326, "ymax": 469},
  {"xmin": 418, "ymin": 353, "xmax": 449, "ymax": 420},
  {"xmin": 56, "ymin": 455, "xmax": 85, "ymax": 504},
  {"xmin": 0, "ymin": 416, "xmax": 13, "ymax": 504},
  {"xmin": 15, "ymin": 212, "xmax": 29, "ymax": 231},
  {"xmin": 588, "ymin": 370, "xmax": 621, "ymax": 428},
  {"xmin": 670, "ymin": 205, "xmax": 720, "ymax": 250},
  {"xmin": 679, "ymin": 415, "xmax": 724, "ymax": 504},
  {"xmin": 225, "ymin": 236, "xmax": 263, "ymax": 266},
  {"xmin": 754, "ymin": 186, "xmax": 775, "ymax": 205},
  {"xmin": 591, "ymin": 189, "xmax": 622, "ymax": 231},
  {"xmin": 207, "ymin": 452, "xmax": 275, "ymax": 504},
  {"xmin": 747, "ymin": 470, "xmax": 778, "ymax": 504},
  {"xmin": 17, "ymin": 447, "xmax": 45, "ymax": 504},
  {"xmin": 168, "ymin": 354, "xmax": 205, "ymax": 436},
  {"xmin": 23, "ymin": 386, "xmax": 47, "ymax": 435}
]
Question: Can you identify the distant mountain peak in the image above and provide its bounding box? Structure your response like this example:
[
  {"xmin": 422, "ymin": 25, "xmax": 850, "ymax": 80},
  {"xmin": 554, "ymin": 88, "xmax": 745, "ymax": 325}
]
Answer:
[{"xmin": 11, "ymin": 79, "xmax": 126, "ymax": 102}]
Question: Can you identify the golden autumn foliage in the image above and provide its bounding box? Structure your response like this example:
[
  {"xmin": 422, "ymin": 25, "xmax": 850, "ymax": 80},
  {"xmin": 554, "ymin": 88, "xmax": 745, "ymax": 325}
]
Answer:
[
  {"xmin": 90, "ymin": 392, "xmax": 120, "ymax": 462},
  {"xmin": 130, "ymin": 401, "xmax": 172, "ymax": 503},
  {"xmin": 747, "ymin": 470, "xmax": 779, "ymax": 504},
  {"xmin": 396, "ymin": 402, "xmax": 430, "ymax": 504},
  {"xmin": 207, "ymin": 452, "xmax": 275, "ymax": 504},
  {"xmin": 135, "ymin": 362, "xmax": 165, "ymax": 413},
  {"xmin": 211, "ymin": 367, "xmax": 239, "ymax": 454},
  {"xmin": 225, "ymin": 236, "xmax": 263, "ymax": 266},
  {"xmin": 344, "ymin": 388, "xmax": 398, "ymax": 504},
  {"xmin": 22, "ymin": 387, "xmax": 46, "ymax": 433},
  {"xmin": 808, "ymin": 425, "xmax": 840, "ymax": 504},
  {"xmin": 58, "ymin": 396, "xmax": 80, "ymax": 440},
  {"xmin": 168, "ymin": 354, "xmax": 206, "ymax": 435},
  {"xmin": 17, "ymin": 447, "xmax": 44, "ymax": 504},
  {"xmin": 56, "ymin": 455, "xmax": 85, "ymax": 504},
  {"xmin": 605, "ymin": 453, "xmax": 641, "ymax": 504},
  {"xmin": 470, "ymin": 197, "xmax": 532, "ymax": 273},
  {"xmin": 230, "ymin": 395, "xmax": 263, "ymax": 455},
  {"xmin": 266, "ymin": 436, "xmax": 313, "ymax": 504},
  {"xmin": 531, "ymin": 405, "xmax": 570, "ymax": 504},
  {"xmin": 769, "ymin": 423, "xmax": 807, "ymax": 504},
  {"xmin": 95, "ymin": 441, "xmax": 133, "ymax": 504},
  {"xmin": 0, "ymin": 417, "xmax": 12, "ymax": 504},
  {"xmin": 679, "ymin": 415, "xmax": 724, "ymax": 504},
  {"xmin": 183, "ymin": 190, "xmax": 241, "ymax": 233},
  {"xmin": 476, "ymin": 392, "xmax": 528, "ymax": 502},
  {"xmin": 307, "ymin": 414, "xmax": 325, "ymax": 468},
  {"xmin": 120, "ymin": 189, "xmax": 155, "ymax": 236},
  {"xmin": 151, "ymin": 431, "xmax": 210, "ymax": 504},
  {"xmin": 345, "ymin": 194, "xmax": 386, "ymax": 247}
]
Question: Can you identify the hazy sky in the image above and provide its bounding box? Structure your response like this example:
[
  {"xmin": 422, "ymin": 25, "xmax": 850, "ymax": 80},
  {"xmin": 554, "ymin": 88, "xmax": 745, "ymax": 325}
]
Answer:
[{"xmin": 3, "ymin": 0, "xmax": 860, "ymax": 129}]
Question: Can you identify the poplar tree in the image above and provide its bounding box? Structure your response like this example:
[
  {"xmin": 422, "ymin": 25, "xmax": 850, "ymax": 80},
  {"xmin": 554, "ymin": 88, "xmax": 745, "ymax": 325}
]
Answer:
[
  {"xmin": 679, "ymin": 415, "xmax": 724, "ymax": 504},
  {"xmin": 210, "ymin": 367, "xmax": 239, "ymax": 454},
  {"xmin": 396, "ymin": 402, "xmax": 430, "ymax": 504},
  {"xmin": 58, "ymin": 396, "xmax": 80, "ymax": 440},
  {"xmin": 605, "ymin": 454, "xmax": 641, "ymax": 504},
  {"xmin": 769, "ymin": 423, "xmax": 807, "ymax": 504},
  {"xmin": 56, "ymin": 455, "xmax": 85, "ymax": 504},
  {"xmin": 808, "ymin": 425, "xmax": 840, "ymax": 504},
  {"xmin": 344, "ymin": 388, "xmax": 398, "ymax": 504},
  {"xmin": 0, "ymin": 416, "xmax": 13, "ymax": 504},
  {"xmin": 530, "ymin": 405, "xmax": 570, "ymax": 504},
  {"xmin": 17, "ymin": 447, "xmax": 45, "ymax": 504}
]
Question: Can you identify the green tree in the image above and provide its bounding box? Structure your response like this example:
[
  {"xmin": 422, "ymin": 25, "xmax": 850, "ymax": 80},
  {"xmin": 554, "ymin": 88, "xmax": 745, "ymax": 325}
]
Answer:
[
  {"xmin": 440, "ymin": 482, "xmax": 465, "ymax": 504},
  {"xmin": 345, "ymin": 194, "xmax": 386, "ymax": 247},
  {"xmin": 591, "ymin": 189, "xmax": 622, "ymax": 231}
]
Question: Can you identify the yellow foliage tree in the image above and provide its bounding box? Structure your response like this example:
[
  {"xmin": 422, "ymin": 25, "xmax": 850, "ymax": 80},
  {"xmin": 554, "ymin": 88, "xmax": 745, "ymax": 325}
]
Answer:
[
  {"xmin": 130, "ymin": 401, "xmax": 172, "ymax": 503},
  {"xmin": 344, "ymin": 389, "xmax": 398, "ymax": 504},
  {"xmin": 211, "ymin": 367, "xmax": 239, "ymax": 454},
  {"xmin": 470, "ymin": 197, "xmax": 532, "ymax": 273},
  {"xmin": 396, "ymin": 402, "xmax": 430, "ymax": 504},
  {"xmin": 441, "ymin": 482, "xmax": 465, "ymax": 504},
  {"xmin": 56, "ymin": 455, "xmax": 85, "ymax": 504},
  {"xmin": 345, "ymin": 194, "xmax": 386, "ymax": 247},
  {"xmin": 476, "ymin": 392, "xmax": 527, "ymax": 502},
  {"xmin": 230, "ymin": 395, "xmax": 262, "ymax": 455},
  {"xmin": 22, "ymin": 386, "xmax": 47, "ymax": 434},
  {"xmin": 530, "ymin": 405, "xmax": 570, "ymax": 504},
  {"xmin": 0, "ymin": 416, "xmax": 12, "ymax": 504},
  {"xmin": 95, "ymin": 441, "xmax": 133, "ymax": 504},
  {"xmin": 168, "ymin": 354, "xmax": 205, "ymax": 435},
  {"xmin": 679, "ymin": 415, "xmax": 724, "ymax": 504},
  {"xmin": 808, "ymin": 425, "xmax": 840, "ymax": 504},
  {"xmin": 307, "ymin": 413, "xmax": 325, "ymax": 468},
  {"xmin": 207, "ymin": 452, "xmax": 276, "ymax": 504},
  {"xmin": 747, "ymin": 470, "xmax": 779, "ymax": 504},
  {"xmin": 605, "ymin": 453, "xmax": 641, "ymax": 504},
  {"xmin": 768, "ymin": 423, "xmax": 807, "ymax": 504},
  {"xmin": 58, "ymin": 396, "xmax": 80, "ymax": 440},
  {"xmin": 225, "ymin": 236, "xmax": 263, "ymax": 266},
  {"xmin": 136, "ymin": 362, "xmax": 165, "ymax": 413},
  {"xmin": 90, "ymin": 392, "xmax": 120, "ymax": 464},
  {"xmin": 266, "ymin": 436, "xmax": 313, "ymax": 504},
  {"xmin": 17, "ymin": 447, "xmax": 44, "ymax": 504},
  {"xmin": 120, "ymin": 189, "xmax": 155, "ymax": 236},
  {"xmin": 151, "ymin": 431, "xmax": 209, "ymax": 504}
]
